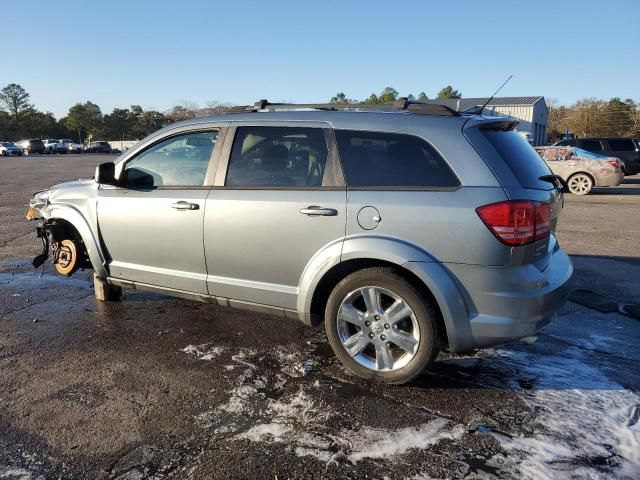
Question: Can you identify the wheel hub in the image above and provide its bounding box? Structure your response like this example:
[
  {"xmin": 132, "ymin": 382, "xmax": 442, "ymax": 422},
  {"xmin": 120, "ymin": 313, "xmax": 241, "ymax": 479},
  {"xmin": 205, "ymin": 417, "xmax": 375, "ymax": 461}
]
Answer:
[{"xmin": 370, "ymin": 319, "xmax": 386, "ymax": 335}]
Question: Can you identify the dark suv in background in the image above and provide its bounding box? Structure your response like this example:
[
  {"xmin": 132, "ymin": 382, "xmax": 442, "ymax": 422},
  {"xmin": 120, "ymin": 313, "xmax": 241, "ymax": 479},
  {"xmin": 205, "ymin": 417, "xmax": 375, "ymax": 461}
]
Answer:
[
  {"xmin": 16, "ymin": 139, "xmax": 45, "ymax": 155},
  {"xmin": 554, "ymin": 137, "xmax": 640, "ymax": 175},
  {"xmin": 86, "ymin": 141, "xmax": 112, "ymax": 153}
]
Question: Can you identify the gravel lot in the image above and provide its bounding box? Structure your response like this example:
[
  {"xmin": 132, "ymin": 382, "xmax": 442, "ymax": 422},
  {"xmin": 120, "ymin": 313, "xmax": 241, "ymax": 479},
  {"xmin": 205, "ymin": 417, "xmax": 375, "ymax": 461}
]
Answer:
[{"xmin": 1, "ymin": 154, "xmax": 639, "ymax": 479}]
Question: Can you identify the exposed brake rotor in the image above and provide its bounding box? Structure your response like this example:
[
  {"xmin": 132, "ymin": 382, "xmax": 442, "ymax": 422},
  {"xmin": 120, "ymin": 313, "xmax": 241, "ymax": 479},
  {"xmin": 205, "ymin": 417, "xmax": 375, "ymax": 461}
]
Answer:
[{"xmin": 53, "ymin": 239, "xmax": 79, "ymax": 276}]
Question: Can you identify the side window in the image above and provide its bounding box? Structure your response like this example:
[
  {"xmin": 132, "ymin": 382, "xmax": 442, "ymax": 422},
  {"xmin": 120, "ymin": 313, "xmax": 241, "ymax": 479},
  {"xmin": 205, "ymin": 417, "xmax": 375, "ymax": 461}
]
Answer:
[
  {"xmin": 226, "ymin": 127, "xmax": 328, "ymax": 187},
  {"xmin": 334, "ymin": 130, "xmax": 459, "ymax": 188},
  {"xmin": 607, "ymin": 139, "xmax": 636, "ymax": 151},
  {"xmin": 123, "ymin": 131, "xmax": 217, "ymax": 187},
  {"xmin": 580, "ymin": 140, "xmax": 603, "ymax": 152}
]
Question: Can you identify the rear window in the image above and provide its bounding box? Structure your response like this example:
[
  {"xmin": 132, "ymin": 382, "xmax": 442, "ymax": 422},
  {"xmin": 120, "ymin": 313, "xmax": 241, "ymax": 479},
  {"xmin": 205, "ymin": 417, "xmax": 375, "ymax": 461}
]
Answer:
[
  {"xmin": 579, "ymin": 140, "xmax": 604, "ymax": 152},
  {"xmin": 482, "ymin": 130, "xmax": 553, "ymax": 190},
  {"xmin": 607, "ymin": 139, "xmax": 636, "ymax": 151},
  {"xmin": 334, "ymin": 130, "xmax": 459, "ymax": 188}
]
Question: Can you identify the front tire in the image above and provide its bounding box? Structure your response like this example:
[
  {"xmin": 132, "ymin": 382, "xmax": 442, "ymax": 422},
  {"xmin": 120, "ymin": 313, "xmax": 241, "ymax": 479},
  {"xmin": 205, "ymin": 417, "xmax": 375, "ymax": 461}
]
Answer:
[{"xmin": 325, "ymin": 267, "xmax": 439, "ymax": 384}]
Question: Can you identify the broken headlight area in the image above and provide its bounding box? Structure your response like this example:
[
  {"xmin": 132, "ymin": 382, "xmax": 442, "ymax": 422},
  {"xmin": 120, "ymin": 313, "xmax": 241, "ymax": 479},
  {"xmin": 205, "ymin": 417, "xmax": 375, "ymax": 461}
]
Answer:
[{"xmin": 33, "ymin": 221, "xmax": 92, "ymax": 276}]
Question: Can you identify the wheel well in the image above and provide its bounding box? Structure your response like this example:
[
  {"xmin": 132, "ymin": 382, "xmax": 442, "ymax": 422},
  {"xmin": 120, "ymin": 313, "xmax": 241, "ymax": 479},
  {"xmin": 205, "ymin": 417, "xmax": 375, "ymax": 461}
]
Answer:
[
  {"xmin": 310, "ymin": 258, "xmax": 449, "ymax": 348},
  {"xmin": 45, "ymin": 218, "xmax": 91, "ymax": 268},
  {"xmin": 568, "ymin": 171, "xmax": 595, "ymax": 184}
]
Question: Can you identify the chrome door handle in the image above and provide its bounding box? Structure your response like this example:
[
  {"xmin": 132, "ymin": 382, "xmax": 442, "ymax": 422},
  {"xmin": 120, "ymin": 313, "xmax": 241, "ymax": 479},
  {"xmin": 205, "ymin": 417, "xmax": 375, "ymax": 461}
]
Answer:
[
  {"xmin": 171, "ymin": 201, "xmax": 199, "ymax": 210},
  {"xmin": 300, "ymin": 206, "xmax": 338, "ymax": 216}
]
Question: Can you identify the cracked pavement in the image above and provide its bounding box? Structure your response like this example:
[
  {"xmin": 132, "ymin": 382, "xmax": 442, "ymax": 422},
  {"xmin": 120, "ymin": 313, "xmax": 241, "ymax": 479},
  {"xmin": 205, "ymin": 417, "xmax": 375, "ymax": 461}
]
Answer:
[{"xmin": 1, "ymin": 155, "xmax": 639, "ymax": 479}]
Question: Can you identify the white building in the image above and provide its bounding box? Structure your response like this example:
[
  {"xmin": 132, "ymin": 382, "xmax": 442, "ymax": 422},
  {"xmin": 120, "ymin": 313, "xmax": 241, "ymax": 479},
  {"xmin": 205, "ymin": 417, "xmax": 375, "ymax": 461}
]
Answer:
[{"xmin": 428, "ymin": 96, "xmax": 549, "ymax": 146}]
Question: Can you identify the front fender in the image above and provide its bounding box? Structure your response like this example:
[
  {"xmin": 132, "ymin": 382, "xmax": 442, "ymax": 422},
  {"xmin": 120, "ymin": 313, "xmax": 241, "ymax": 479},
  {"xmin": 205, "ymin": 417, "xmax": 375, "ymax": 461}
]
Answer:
[{"xmin": 46, "ymin": 204, "xmax": 108, "ymax": 277}]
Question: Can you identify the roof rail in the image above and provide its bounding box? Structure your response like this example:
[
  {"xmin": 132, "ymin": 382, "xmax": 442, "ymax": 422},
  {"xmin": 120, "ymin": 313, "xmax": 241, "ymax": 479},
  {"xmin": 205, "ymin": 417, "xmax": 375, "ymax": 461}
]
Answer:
[{"xmin": 227, "ymin": 98, "xmax": 460, "ymax": 117}]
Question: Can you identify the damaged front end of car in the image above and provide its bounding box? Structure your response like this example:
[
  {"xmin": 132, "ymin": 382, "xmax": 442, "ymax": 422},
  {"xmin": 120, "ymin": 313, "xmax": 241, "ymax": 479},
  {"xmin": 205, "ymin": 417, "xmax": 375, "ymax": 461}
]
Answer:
[{"xmin": 27, "ymin": 192, "xmax": 92, "ymax": 277}]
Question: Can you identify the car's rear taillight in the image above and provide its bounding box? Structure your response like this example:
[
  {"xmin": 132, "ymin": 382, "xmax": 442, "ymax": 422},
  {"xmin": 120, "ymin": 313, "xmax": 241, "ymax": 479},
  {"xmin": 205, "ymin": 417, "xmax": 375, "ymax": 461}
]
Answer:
[
  {"xmin": 476, "ymin": 200, "xmax": 551, "ymax": 246},
  {"xmin": 607, "ymin": 159, "xmax": 619, "ymax": 168}
]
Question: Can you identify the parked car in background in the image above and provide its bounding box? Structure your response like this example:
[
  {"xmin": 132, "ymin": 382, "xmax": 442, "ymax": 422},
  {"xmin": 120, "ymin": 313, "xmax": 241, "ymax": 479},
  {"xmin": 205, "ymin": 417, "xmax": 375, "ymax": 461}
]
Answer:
[
  {"xmin": 43, "ymin": 139, "xmax": 60, "ymax": 154},
  {"xmin": 16, "ymin": 139, "xmax": 45, "ymax": 155},
  {"xmin": 85, "ymin": 141, "xmax": 112, "ymax": 153},
  {"xmin": 27, "ymin": 100, "xmax": 573, "ymax": 384},
  {"xmin": 554, "ymin": 137, "xmax": 640, "ymax": 176},
  {"xmin": 57, "ymin": 139, "xmax": 84, "ymax": 153},
  {"xmin": 535, "ymin": 146, "xmax": 623, "ymax": 195},
  {"xmin": 0, "ymin": 141, "xmax": 24, "ymax": 156}
]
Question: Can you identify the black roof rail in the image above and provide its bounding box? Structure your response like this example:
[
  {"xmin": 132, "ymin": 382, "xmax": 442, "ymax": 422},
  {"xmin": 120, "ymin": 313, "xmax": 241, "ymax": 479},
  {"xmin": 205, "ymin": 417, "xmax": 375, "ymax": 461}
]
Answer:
[{"xmin": 227, "ymin": 98, "xmax": 460, "ymax": 117}]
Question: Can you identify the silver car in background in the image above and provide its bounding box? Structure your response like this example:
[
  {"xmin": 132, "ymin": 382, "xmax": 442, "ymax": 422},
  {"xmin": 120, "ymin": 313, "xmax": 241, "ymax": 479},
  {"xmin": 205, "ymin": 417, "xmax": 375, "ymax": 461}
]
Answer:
[
  {"xmin": 27, "ymin": 100, "xmax": 573, "ymax": 384},
  {"xmin": 535, "ymin": 146, "xmax": 623, "ymax": 195},
  {"xmin": 0, "ymin": 141, "xmax": 24, "ymax": 156}
]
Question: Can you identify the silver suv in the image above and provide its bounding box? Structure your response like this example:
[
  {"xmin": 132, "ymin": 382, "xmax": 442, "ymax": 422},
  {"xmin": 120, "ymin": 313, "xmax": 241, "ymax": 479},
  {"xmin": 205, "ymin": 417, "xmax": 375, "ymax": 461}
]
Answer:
[{"xmin": 27, "ymin": 100, "xmax": 573, "ymax": 384}]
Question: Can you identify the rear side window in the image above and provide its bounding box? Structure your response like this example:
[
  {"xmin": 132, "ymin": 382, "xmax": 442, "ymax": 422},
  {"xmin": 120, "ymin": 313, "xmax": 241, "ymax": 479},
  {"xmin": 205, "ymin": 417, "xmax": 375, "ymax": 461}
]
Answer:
[
  {"xmin": 334, "ymin": 130, "xmax": 459, "ymax": 188},
  {"xmin": 607, "ymin": 139, "xmax": 636, "ymax": 151},
  {"xmin": 482, "ymin": 130, "xmax": 553, "ymax": 190},
  {"xmin": 580, "ymin": 140, "xmax": 604, "ymax": 152},
  {"xmin": 226, "ymin": 127, "xmax": 330, "ymax": 187}
]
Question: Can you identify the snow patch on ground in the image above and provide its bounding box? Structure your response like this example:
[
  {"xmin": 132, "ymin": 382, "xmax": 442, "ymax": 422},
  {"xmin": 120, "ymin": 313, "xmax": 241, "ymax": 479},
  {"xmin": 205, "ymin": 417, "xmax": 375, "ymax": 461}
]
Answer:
[
  {"xmin": 181, "ymin": 343, "xmax": 226, "ymax": 360},
  {"xmin": 345, "ymin": 419, "xmax": 465, "ymax": 463},
  {"xmin": 199, "ymin": 350, "xmax": 463, "ymax": 465},
  {"xmin": 0, "ymin": 466, "xmax": 36, "ymax": 480},
  {"xmin": 449, "ymin": 337, "xmax": 640, "ymax": 479}
]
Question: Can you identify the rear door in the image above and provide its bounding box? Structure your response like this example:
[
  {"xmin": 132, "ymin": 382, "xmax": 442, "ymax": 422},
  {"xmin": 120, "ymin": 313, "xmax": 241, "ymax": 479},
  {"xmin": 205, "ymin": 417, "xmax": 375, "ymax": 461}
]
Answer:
[{"xmin": 203, "ymin": 123, "xmax": 346, "ymax": 310}]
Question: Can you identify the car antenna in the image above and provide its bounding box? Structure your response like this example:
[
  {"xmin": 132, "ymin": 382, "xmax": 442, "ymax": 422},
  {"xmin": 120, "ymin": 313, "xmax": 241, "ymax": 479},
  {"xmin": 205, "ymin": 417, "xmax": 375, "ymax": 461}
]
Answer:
[{"xmin": 469, "ymin": 74, "xmax": 513, "ymax": 115}]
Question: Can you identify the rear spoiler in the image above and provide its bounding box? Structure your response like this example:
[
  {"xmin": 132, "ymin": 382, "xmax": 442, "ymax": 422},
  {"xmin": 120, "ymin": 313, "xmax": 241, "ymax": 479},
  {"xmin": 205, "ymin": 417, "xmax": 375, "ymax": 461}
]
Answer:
[{"xmin": 462, "ymin": 117, "xmax": 519, "ymax": 132}]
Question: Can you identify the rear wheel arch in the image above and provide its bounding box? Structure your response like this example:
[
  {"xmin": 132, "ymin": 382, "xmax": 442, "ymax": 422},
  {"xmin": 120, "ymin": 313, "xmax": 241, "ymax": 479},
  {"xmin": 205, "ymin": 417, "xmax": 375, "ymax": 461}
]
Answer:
[{"xmin": 309, "ymin": 258, "xmax": 450, "ymax": 349}]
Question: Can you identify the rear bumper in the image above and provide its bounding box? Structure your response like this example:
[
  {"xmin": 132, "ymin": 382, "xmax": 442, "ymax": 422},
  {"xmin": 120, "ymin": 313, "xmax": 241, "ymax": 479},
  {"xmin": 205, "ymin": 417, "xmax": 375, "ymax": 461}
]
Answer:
[
  {"xmin": 595, "ymin": 171, "xmax": 624, "ymax": 187},
  {"xmin": 443, "ymin": 240, "xmax": 573, "ymax": 352}
]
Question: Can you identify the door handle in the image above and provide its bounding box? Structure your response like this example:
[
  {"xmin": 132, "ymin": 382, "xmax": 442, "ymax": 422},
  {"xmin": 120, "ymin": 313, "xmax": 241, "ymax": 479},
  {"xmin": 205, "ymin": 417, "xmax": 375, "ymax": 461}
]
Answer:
[
  {"xmin": 171, "ymin": 201, "xmax": 200, "ymax": 210},
  {"xmin": 299, "ymin": 206, "xmax": 338, "ymax": 216}
]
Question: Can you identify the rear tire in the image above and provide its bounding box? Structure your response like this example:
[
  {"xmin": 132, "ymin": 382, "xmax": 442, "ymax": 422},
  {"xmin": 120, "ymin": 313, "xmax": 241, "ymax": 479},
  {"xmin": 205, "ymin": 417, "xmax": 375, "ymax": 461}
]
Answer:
[
  {"xmin": 567, "ymin": 172, "xmax": 593, "ymax": 195},
  {"xmin": 324, "ymin": 267, "xmax": 439, "ymax": 384}
]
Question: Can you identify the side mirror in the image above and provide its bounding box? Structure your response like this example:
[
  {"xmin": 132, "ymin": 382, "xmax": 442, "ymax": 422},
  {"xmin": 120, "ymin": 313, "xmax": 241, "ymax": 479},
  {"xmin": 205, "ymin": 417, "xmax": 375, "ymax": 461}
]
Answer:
[{"xmin": 95, "ymin": 162, "xmax": 116, "ymax": 185}]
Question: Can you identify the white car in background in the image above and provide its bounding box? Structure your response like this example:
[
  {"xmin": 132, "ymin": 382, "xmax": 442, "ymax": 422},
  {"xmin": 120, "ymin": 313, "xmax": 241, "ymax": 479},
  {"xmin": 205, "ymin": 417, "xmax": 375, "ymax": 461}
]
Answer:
[
  {"xmin": 43, "ymin": 139, "xmax": 60, "ymax": 154},
  {"xmin": 535, "ymin": 146, "xmax": 623, "ymax": 195},
  {"xmin": 43, "ymin": 139, "xmax": 84, "ymax": 154},
  {"xmin": 57, "ymin": 139, "xmax": 84, "ymax": 153},
  {"xmin": 0, "ymin": 141, "xmax": 24, "ymax": 156}
]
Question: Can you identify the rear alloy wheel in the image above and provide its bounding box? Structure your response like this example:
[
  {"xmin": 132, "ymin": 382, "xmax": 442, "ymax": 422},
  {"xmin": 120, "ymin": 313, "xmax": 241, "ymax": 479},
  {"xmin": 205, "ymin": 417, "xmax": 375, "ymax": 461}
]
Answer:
[
  {"xmin": 568, "ymin": 173, "xmax": 593, "ymax": 195},
  {"xmin": 325, "ymin": 268, "xmax": 438, "ymax": 384}
]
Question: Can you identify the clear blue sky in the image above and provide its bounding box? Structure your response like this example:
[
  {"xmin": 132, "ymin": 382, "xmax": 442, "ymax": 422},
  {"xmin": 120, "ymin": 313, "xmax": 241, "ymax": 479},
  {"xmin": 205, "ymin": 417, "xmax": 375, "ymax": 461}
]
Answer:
[{"xmin": 3, "ymin": 0, "xmax": 639, "ymax": 118}]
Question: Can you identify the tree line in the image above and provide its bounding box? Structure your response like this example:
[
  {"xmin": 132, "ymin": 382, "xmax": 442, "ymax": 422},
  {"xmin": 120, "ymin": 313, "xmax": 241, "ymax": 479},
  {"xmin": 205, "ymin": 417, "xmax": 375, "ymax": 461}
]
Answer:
[
  {"xmin": 0, "ymin": 83, "xmax": 463, "ymax": 143},
  {"xmin": 0, "ymin": 83, "xmax": 234, "ymax": 143},
  {"xmin": 548, "ymin": 98, "xmax": 640, "ymax": 139},
  {"xmin": 2, "ymin": 82, "xmax": 637, "ymax": 143}
]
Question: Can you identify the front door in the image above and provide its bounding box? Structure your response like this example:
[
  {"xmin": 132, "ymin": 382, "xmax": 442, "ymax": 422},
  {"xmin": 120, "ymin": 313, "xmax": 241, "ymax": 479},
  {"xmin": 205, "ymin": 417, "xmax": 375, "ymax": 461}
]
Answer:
[
  {"xmin": 204, "ymin": 125, "xmax": 346, "ymax": 310},
  {"xmin": 98, "ymin": 129, "xmax": 220, "ymax": 294}
]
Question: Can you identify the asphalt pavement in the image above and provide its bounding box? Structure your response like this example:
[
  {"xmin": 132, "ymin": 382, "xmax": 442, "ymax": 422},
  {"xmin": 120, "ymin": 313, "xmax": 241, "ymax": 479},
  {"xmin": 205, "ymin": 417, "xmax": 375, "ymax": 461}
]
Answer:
[{"xmin": 1, "ymin": 154, "xmax": 639, "ymax": 479}]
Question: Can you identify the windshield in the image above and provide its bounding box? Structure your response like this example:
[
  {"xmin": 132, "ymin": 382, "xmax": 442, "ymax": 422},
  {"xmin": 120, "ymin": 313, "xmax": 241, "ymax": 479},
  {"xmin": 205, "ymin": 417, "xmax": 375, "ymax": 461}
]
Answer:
[
  {"xmin": 573, "ymin": 147, "xmax": 609, "ymax": 160},
  {"xmin": 1, "ymin": 142, "xmax": 15, "ymax": 147}
]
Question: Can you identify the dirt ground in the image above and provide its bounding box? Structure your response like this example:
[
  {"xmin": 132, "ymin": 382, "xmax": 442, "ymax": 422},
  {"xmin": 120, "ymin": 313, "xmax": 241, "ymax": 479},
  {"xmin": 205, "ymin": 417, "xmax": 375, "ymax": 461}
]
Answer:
[{"xmin": 1, "ymin": 154, "xmax": 639, "ymax": 479}]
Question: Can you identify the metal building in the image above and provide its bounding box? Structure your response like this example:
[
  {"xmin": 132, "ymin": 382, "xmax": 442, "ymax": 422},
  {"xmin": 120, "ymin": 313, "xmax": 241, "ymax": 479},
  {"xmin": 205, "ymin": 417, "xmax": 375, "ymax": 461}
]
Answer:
[{"xmin": 428, "ymin": 96, "xmax": 549, "ymax": 146}]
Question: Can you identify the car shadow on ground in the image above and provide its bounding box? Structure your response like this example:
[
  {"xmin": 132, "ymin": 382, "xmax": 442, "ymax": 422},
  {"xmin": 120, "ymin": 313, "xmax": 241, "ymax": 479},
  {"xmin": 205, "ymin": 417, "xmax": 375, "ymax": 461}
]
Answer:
[{"xmin": 589, "ymin": 176, "xmax": 640, "ymax": 195}]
